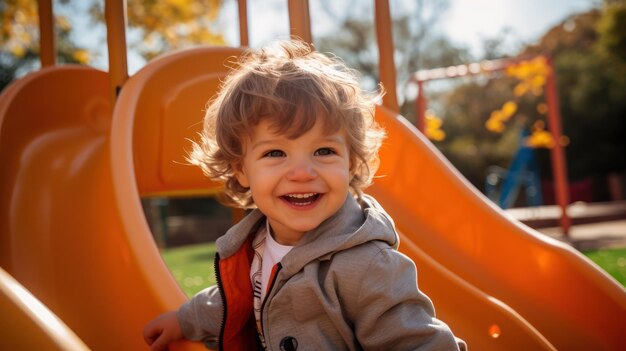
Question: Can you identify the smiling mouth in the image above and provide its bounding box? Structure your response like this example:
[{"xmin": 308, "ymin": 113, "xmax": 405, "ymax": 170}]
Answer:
[{"xmin": 282, "ymin": 193, "xmax": 321, "ymax": 206}]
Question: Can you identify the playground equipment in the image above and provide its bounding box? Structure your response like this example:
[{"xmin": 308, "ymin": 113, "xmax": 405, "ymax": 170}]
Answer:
[
  {"xmin": 0, "ymin": 267, "xmax": 89, "ymax": 350},
  {"xmin": 412, "ymin": 56, "xmax": 572, "ymax": 233},
  {"xmin": 486, "ymin": 129, "xmax": 544, "ymax": 209},
  {"xmin": 1, "ymin": 0, "xmax": 625, "ymax": 350}
]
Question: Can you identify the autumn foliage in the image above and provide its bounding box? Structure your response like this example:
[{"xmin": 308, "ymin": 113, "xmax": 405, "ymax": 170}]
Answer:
[
  {"xmin": 90, "ymin": 0, "xmax": 225, "ymax": 60},
  {"xmin": 1, "ymin": 0, "xmax": 89, "ymax": 63}
]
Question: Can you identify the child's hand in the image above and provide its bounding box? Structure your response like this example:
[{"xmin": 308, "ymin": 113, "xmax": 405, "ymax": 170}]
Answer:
[{"xmin": 143, "ymin": 311, "xmax": 184, "ymax": 351}]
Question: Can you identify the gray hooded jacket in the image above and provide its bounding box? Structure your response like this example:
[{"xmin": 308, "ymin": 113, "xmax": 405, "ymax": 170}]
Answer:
[{"xmin": 178, "ymin": 194, "xmax": 466, "ymax": 351}]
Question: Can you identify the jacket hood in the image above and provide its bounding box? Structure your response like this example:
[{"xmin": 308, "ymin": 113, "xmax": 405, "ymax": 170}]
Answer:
[{"xmin": 216, "ymin": 194, "xmax": 399, "ymax": 277}]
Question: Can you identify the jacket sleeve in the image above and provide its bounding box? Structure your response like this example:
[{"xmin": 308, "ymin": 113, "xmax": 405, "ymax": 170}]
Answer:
[
  {"xmin": 177, "ymin": 285, "xmax": 223, "ymax": 346},
  {"xmin": 351, "ymin": 245, "xmax": 467, "ymax": 351}
]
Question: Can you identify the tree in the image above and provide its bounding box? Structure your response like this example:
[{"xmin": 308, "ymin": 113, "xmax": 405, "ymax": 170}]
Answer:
[
  {"xmin": 2, "ymin": 0, "xmax": 227, "ymax": 88},
  {"xmin": 0, "ymin": 0, "xmax": 89, "ymax": 90},
  {"xmin": 89, "ymin": 0, "xmax": 225, "ymax": 61},
  {"xmin": 314, "ymin": 0, "xmax": 470, "ymax": 124},
  {"xmin": 315, "ymin": 0, "xmax": 470, "ymax": 86},
  {"xmin": 523, "ymin": 4, "xmax": 626, "ymax": 184},
  {"xmin": 433, "ymin": 73, "xmax": 536, "ymax": 190},
  {"xmin": 597, "ymin": 0, "xmax": 626, "ymax": 60},
  {"xmin": 435, "ymin": 3, "xmax": 625, "ymax": 201}
]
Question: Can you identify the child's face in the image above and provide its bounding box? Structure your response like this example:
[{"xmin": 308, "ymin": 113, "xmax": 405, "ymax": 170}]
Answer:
[{"xmin": 235, "ymin": 118, "xmax": 351, "ymax": 245}]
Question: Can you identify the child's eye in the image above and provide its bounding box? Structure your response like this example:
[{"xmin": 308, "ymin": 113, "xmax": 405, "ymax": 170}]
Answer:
[
  {"xmin": 314, "ymin": 148, "xmax": 336, "ymax": 156},
  {"xmin": 263, "ymin": 150, "xmax": 286, "ymax": 158}
]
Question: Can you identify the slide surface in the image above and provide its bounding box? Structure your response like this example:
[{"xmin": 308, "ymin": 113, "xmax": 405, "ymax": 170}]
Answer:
[
  {"xmin": 369, "ymin": 106, "xmax": 626, "ymax": 350},
  {"xmin": 0, "ymin": 267, "xmax": 89, "ymax": 351},
  {"xmin": 0, "ymin": 65, "xmax": 205, "ymax": 350},
  {"xmin": 1, "ymin": 47, "xmax": 624, "ymax": 350}
]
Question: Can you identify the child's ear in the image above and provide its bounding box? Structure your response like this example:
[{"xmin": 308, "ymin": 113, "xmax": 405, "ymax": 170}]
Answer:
[{"xmin": 233, "ymin": 164, "xmax": 250, "ymax": 188}]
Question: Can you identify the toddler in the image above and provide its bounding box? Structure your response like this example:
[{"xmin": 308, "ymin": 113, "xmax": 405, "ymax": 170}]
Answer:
[{"xmin": 144, "ymin": 40, "xmax": 466, "ymax": 351}]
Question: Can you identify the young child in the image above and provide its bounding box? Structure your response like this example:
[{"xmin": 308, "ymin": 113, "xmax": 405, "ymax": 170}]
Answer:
[{"xmin": 144, "ymin": 40, "xmax": 466, "ymax": 351}]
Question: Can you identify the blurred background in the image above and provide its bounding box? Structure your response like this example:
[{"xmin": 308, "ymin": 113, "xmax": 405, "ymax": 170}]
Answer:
[{"xmin": 2, "ymin": 1, "xmax": 624, "ymax": 283}]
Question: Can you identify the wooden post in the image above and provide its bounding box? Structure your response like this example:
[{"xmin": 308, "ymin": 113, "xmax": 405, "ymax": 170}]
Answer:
[
  {"xmin": 287, "ymin": 0, "xmax": 312, "ymax": 44},
  {"xmin": 105, "ymin": 0, "xmax": 129, "ymax": 103},
  {"xmin": 544, "ymin": 56, "xmax": 571, "ymax": 235},
  {"xmin": 37, "ymin": 0, "xmax": 55, "ymax": 67},
  {"xmin": 237, "ymin": 0, "xmax": 249, "ymax": 47},
  {"xmin": 374, "ymin": 0, "xmax": 399, "ymax": 112}
]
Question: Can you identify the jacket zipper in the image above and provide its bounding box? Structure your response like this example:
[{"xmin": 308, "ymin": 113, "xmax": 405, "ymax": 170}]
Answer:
[
  {"xmin": 214, "ymin": 252, "xmax": 227, "ymax": 351},
  {"xmin": 259, "ymin": 262, "xmax": 282, "ymax": 344}
]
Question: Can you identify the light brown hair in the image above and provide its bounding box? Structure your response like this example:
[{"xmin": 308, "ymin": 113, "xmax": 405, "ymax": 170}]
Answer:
[{"xmin": 188, "ymin": 40, "xmax": 385, "ymax": 208}]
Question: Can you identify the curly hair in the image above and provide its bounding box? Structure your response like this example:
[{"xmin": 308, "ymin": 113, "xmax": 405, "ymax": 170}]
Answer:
[{"xmin": 188, "ymin": 40, "xmax": 386, "ymax": 208}]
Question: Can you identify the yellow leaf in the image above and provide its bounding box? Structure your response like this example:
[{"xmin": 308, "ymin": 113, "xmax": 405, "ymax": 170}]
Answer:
[
  {"xmin": 425, "ymin": 111, "xmax": 445, "ymax": 141},
  {"xmin": 527, "ymin": 130, "xmax": 555, "ymax": 149},
  {"xmin": 501, "ymin": 101, "xmax": 517, "ymax": 118},
  {"xmin": 72, "ymin": 49, "xmax": 90, "ymax": 64},
  {"xmin": 490, "ymin": 110, "xmax": 505, "ymax": 121},
  {"xmin": 516, "ymin": 63, "xmax": 532, "ymax": 79},
  {"xmin": 14, "ymin": 9, "xmax": 27, "ymax": 23},
  {"xmin": 532, "ymin": 56, "xmax": 550, "ymax": 75},
  {"xmin": 56, "ymin": 16, "xmax": 71, "ymax": 31},
  {"xmin": 505, "ymin": 65, "xmax": 517, "ymax": 77},
  {"xmin": 513, "ymin": 82, "xmax": 528, "ymax": 97},
  {"xmin": 486, "ymin": 118, "xmax": 505, "ymax": 133},
  {"xmin": 426, "ymin": 118, "xmax": 441, "ymax": 129},
  {"xmin": 10, "ymin": 44, "xmax": 26, "ymax": 58},
  {"xmin": 531, "ymin": 75, "xmax": 546, "ymax": 88},
  {"xmin": 427, "ymin": 129, "xmax": 445, "ymax": 141}
]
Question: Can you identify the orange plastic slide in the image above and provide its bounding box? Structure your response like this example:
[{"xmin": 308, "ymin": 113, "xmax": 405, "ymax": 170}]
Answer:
[
  {"xmin": 0, "ymin": 65, "xmax": 205, "ymax": 350},
  {"xmin": 1, "ymin": 47, "xmax": 625, "ymax": 350},
  {"xmin": 369, "ymin": 107, "xmax": 626, "ymax": 350},
  {"xmin": 0, "ymin": 267, "xmax": 89, "ymax": 350}
]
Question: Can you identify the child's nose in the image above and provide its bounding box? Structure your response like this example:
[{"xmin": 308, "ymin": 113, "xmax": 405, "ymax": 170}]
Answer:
[{"xmin": 286, "ymin": 159, "xmax": 317, "ymax": 181}]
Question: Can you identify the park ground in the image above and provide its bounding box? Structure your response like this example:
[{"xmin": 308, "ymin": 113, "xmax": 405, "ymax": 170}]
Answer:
[{"xmin": 162, "ymin": 201, "xmax": 626, "ymax": 297}]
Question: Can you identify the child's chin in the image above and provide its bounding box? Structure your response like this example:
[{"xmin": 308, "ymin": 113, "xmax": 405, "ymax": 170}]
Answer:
[{"xmin": 289, "ymin": 222, "xmax": 323, "ymax": 234}]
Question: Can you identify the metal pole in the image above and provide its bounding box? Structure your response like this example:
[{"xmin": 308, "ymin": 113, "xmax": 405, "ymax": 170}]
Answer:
[
  {"xmin": 237, "ymin": 0, "xmax": 249, "ymax": 47},
  {"xmin": 105, "ymin": 0, "xmax": 129, "ymax": 103},
  {"xmin": 374, "ymin": 0, "xmax": 399, "ymax": 112},
  {"xmin": 38, "ymin": 0, "xmax": 55, "ymax": 67},
  {"xmin": 544, "ymin": 55, "xmax": 571, "ymax": 235},
  {"xmin": 415, "ymin": 80, "xmax": 426, "ymax": 132},
  {"xmin": 287, "ymin": 0, "xmax": 312, "ymax": 44}
]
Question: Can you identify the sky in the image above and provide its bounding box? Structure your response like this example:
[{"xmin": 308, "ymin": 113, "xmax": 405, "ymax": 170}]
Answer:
[
  {"xmin": 217, "ymin": 0, "xmax": 600, "ymax": 63},
  {"xmin": 65, "ymin": 0, "xmax": 600, "ymax": 74},
  {"xmin": 442, "ymin": 0, "xmax": 599, "ymax": 56},
  {"xmin": 214, "ymin": 0, "xmax": 600, "ymax": 54}
]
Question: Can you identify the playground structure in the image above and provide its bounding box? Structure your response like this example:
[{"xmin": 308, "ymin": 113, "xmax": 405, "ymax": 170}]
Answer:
[
  {"xmin": 411, "ymin": 56, "xmax": 571, "ymax": 233},
  {"xmin": 1, "ymin": 0, "xmax": 625, "ymax": 350},
  {"xmin": 484, "ymin": 128, "xmax": 544, "ymax": 209}
]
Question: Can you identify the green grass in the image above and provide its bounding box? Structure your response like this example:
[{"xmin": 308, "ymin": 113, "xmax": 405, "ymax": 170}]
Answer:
[
  {"xmin": 161, "ymin": 242, "xmax": 217, "ymax": 298},
  {"xmin": 161, "ymin": 243, "xmax": 626, "ymax": 298},
  {"xmin": 583, "ymin": 247, "xmax": 626, "ymax": 287}
]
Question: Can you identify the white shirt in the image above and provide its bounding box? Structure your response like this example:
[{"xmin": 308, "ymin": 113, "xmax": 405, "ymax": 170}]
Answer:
[
  {"xmin": 250, "ymin": 220, "xmax": 294, "ymax": 348},
  {"xmin": 261, "ymin": 220, "xmax": 293, "ymax": 301}
]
